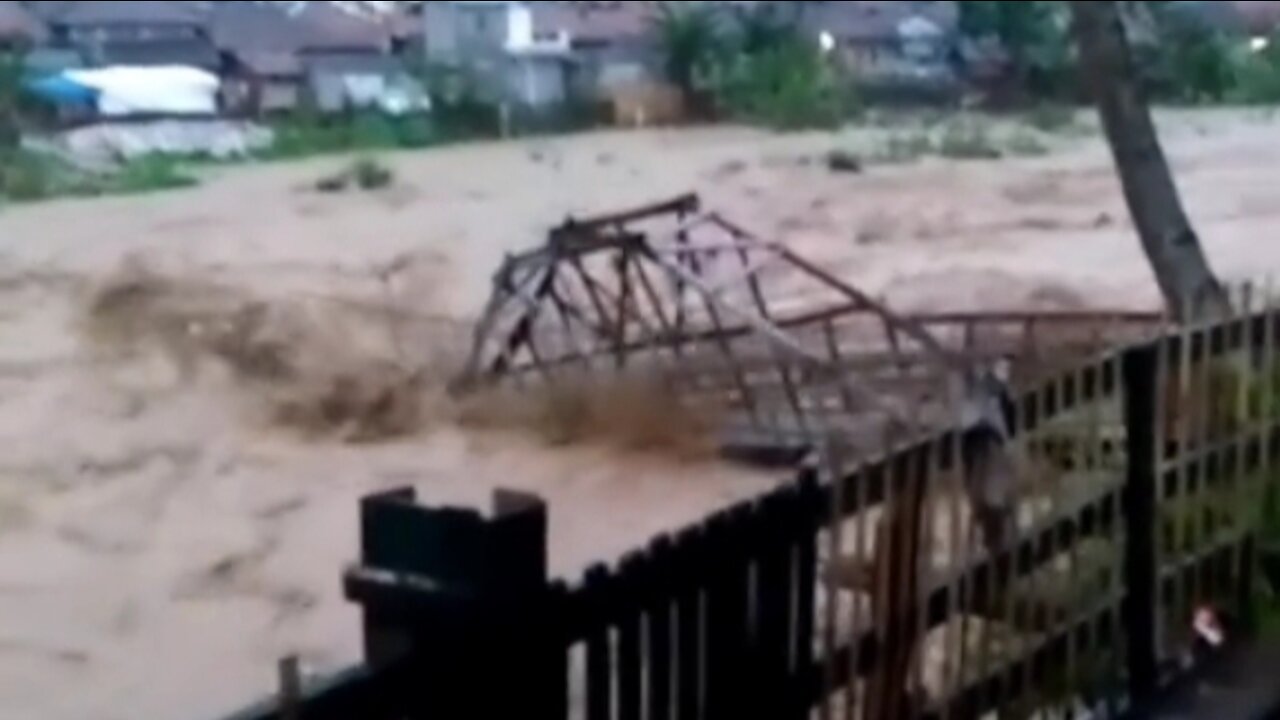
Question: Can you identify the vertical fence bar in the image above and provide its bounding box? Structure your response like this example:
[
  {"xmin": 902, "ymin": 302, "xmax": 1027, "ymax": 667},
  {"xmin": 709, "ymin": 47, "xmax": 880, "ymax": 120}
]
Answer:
[
  {"xmin": 1122, "ymin": 343, "xmax": 1160, "ymax": 703},
  {"xmin": 1008, "ymin": 384, "xmax": 1034, "ymax": 714},
  {"xmin": 646, "ymin": 539, "xmax": 674, "ymax": 720},
  {"xmin": 1105, "ymin": 350, "xmax": 1129, "ymax": 717},
  {"xmin": 674, "ymin": 529, "xmax": 703, "ymax": 720},
  {"xmin": 845, "ymin": 463, "xmax": 872, "ymax": 720},
  {"xmin": 1228, "ymin": 286, "xmax": 1253, "ymax": 608},
  {"xmin": 584, "ymin": 566, "xmax": 614, "ymax": 720},
  {"xmin": 705, "ymin": 509, "xmax": 752, "ymax": 720},
  {"xmin": 756, "ymin": 494, "xmax": 795, "ymax": 720},
  {"xmin": 823, "ymin": 441, "xmax": 848, "ymax": 720},
  {"xmin": 1172, "ymin": 314, "xmax": 1196, "ymax": 652},
  {"xmin": 941, "ymin": 428, "xmax": 969, "ymax": 720},
  {"xmin": 618, "ymin": 555, "xmax": 644, "ymax": 720},
  {"xmin": 795, "ymin": 473, "xmax": 820, "ymax": 696},
  {"xmin": 1190, "ymin": 322, "xmax": 1213, "ymax": 615}
]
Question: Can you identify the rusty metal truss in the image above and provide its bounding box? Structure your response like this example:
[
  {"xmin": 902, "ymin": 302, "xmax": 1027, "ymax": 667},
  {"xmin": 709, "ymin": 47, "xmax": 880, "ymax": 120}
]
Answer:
[{"xmin": 457, "ymin": 194, "xmax": 1162, "ymax": 461}]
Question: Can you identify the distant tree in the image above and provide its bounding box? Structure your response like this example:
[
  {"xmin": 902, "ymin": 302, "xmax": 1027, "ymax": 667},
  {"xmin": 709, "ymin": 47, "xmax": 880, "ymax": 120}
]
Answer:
[
  {"xmin": 1071, "ymin": 1, "xmax": 1228, "ymax": 320},
  {"xmin": 958, "ymin": 1, "xmax": 1073, "ymax": 96},
  {"xmin": 733, "ymin": 1, "xmax": 800, "ymax": 56},
  {"xmin": 0, "ymin": 51, "xmax": 21, "ymax": 150},
  {"xmin": 1143, "ymin": 1, "xmax": 1237, "ymax": 102},
  {"xmin": 654, "ymin": 3, "xmax": 727, "ymax": 98}
]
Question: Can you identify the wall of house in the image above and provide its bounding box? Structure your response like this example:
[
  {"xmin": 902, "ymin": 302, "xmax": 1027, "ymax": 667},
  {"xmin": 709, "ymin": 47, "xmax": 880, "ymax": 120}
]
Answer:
[
  {"xmin": 505, "ymin": 56, "xmax": 567, "ymax": 106},
  {"xmin": 572, "ymin": 41, "xmax": 661, "ymax": 97},
  {"xmin": 423, "ymin": 2, "xmax": 511, "ymax": 65},
  {"xmin": 260, "ymin": 81, "xmax": 301, "ymax": 113}
]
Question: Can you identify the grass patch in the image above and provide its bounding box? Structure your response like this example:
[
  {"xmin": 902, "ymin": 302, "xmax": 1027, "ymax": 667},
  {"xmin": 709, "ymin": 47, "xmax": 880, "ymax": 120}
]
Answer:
[{"xmin": 0, "ymin": 150, "xmax": 197, "ymax": 204}]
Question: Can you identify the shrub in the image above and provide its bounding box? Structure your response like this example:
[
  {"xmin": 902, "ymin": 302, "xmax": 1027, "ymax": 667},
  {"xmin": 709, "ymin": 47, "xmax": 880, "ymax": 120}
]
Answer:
[
  {"xmin": 0, "ymin": 150, "xmax": 53, "ymax": 201},
  {"xmin": 937, "ymin": 119, "xmax": 1002, "ymax": 160},
  {"xmin": 1, "ymin": 150, "xmax": 198, "ymax": 203},
  {"xmin": 352, "ymin": 157, "xmax": 394, "ymax": 190},
  {"xmin": 719, "ymin": 36, "xmax": 853, "ymax": 131},
  {"xmin": 1229, "ymin": 39, "xmax": 1280, "ymax": 104},
  {"xmin": 109, "ymin": 155, "xmax": 197, "ymax": 194},
  {"xmin": 874, "ymin": 132, "xmax": 935, "ymax": 164},
  {"xmin": 1025, "ymin": 104, "xmax": 1078, "ymax": 134},
  {"xmin": 1006, "ymin": 128, "xmax": 1050, "ymax": 157}
]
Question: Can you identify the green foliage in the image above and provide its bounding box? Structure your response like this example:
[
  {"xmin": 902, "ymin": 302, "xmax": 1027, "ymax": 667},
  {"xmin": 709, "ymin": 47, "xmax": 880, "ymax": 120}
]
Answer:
[
  {"xmin": 1229, "ymin": 36, "xmax": 1280, "ymax": 104},
  {"xmin": 719, "ymin": 35, "xmax": 852, "ymax": 131},
  {"xmin": 937, "ymin": 118, "xmax": 1003, "ymax": 159},
  {"xmin": 0, "ymin": 51, "xmax": 22, "ymax": 150},
  {"xmin": 654, "ymin": 3, "xmax": 727, "ymax": 94},
  {"xmin": 108, "ymin": 155, "xmax": 197, "ymax": 194},
  {"xmin": 1025, "ymin": 103, "xmax": 1079, "ymax": 133},
  {"xmin": 958, "ymin": 1, "xmax": 1073, "ymax": 98},
  {"xmin": 1006, "ymin": 128, "xmax": 1050, "ymax": 156},
  {"xmin": 655, "ymin": 4, "xmax": 858, "ymax": 131},
  {"xmin": 352, "ymin": 156, "xmax": 394, "ymax": 190},
  {"xmin": 264, "ymin": 110, "xmax": 438, "ymax": 160},
  {"xmin": 0, "ymin": 150, "xmax": 197, "ymax": 204},
  {"xmin": 0, "ymin": 149, "xmax": 53, "ymax": 200},
  {"xmin": 1143, "ymin": 3, "xmax": 1238, "ymax": 103}
]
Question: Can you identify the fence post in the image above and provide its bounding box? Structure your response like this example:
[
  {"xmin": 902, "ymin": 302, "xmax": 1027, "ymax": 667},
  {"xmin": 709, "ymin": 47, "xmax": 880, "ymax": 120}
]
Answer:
[
  {"xmin": 1122, "ymin": 344, "xmax": 1160, "ymax": 703},
  {"xmin": 344, "ymin": 487, "xmax": 554, "ymax": 720}
]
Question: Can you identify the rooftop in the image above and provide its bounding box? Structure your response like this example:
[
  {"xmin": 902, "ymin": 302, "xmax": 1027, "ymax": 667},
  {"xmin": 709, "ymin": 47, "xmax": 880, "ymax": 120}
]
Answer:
[
  {"xmin": 37, "ymin": 1, "xmax": 210, "ymax": 27},
  {"xmin": 0, "ymin": 0, "xmax": 44, "ymax": 43}
]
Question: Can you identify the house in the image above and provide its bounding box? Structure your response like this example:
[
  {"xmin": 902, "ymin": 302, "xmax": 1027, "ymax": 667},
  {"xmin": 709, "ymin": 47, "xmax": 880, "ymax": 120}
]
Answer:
[
  {"xmin": 211, "ymin": 1, "xmax": 310, "ymax": 114},
  {"xmin": 531, "ymin": 1, "xmax": 661, "ymax": 98},
  {"xmin": 213, "ymin": 0, "xmax": 411, "ymax": 115},
  {"xmin": 0, "ymin": 0, "xmax": 45, "ymax": 49},
  {"xmin": 423, "ymin": 1, "xmax": 574, "ymax": 108},
  {"xmin": 798, "ymin": 1, "xmax": 960, "ymax": 98}
]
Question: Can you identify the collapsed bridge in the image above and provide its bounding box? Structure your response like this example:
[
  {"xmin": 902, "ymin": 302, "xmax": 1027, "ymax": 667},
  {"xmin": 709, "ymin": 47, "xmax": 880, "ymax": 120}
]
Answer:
[{"xmin": 458, "ymin": 193, "xmax": 1162, "ymax": 461}]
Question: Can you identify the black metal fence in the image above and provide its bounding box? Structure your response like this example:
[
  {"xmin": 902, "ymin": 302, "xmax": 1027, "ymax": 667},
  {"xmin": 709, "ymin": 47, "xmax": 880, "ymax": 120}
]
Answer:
[{"xmin": 220, "ymin": 301, "xmax": 1280, "ymax": 720}]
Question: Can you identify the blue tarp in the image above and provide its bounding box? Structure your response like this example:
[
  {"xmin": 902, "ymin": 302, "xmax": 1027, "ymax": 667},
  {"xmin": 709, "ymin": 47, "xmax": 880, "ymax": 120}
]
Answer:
[{"xmin": 23, "ymin": 75, "xmax": 98, "ymax": 106}]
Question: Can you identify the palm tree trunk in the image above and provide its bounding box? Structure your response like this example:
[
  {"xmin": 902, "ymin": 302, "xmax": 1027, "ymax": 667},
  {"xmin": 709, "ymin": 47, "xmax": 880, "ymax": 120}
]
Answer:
[{"xmin": 1070, "ymin": 1, "xmax": 1229, "ymax": 321}]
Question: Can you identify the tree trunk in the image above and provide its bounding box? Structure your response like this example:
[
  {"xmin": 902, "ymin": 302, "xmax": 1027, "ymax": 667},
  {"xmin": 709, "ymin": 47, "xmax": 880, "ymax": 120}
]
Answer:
[{"xmin": 1070, "ymin": 1, "xmax": 1229, "ymax": 322}]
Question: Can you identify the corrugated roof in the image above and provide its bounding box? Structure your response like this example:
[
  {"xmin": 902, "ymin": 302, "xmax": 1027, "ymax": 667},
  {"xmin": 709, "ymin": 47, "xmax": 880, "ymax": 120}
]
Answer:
[{"xmin": 42, "ymin": 1, "xmax": 209, "ymax": 27}]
